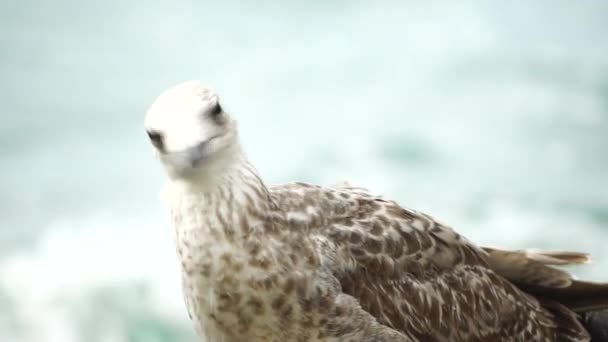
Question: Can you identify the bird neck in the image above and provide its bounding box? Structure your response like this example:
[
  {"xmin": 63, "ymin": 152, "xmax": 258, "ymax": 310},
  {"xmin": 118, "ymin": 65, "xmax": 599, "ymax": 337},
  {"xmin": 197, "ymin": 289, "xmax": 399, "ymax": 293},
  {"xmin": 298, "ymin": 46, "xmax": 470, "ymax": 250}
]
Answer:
[{"xmin": 163, "ymin": 149, "xmax": 273, "ymax": 243}]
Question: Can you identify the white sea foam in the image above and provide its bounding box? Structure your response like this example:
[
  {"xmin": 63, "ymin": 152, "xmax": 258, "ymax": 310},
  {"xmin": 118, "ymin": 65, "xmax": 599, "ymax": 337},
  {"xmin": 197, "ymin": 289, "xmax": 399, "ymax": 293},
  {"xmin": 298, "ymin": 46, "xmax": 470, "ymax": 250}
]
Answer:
[{"xmin": 0, "ymin": 215, "xmax": 187, "ymax": 342}]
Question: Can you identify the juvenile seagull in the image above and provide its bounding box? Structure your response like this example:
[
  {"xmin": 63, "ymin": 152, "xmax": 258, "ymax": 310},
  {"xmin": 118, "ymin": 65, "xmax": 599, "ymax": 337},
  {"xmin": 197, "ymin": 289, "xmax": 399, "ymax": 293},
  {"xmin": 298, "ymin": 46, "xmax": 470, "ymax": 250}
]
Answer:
[{"xmin": 144, "ymin": 80, "xmax": 608, "ymax": 342}]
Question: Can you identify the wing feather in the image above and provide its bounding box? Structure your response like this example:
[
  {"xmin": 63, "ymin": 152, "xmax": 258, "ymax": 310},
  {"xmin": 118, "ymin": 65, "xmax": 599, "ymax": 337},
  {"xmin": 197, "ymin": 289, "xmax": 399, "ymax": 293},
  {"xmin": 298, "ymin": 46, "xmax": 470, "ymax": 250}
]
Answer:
[{"xmin": 270, "ymin": 182, "xmax": 591, "ymax": 341}]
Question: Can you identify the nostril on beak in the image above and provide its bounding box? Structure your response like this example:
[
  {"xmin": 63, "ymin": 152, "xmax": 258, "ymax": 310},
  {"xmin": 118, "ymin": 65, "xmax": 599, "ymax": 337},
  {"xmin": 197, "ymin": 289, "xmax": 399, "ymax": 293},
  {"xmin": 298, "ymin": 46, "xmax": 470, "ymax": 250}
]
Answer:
[{"xmin": 146, "ymin": 130, "xmax": 165, "ymax": 152}]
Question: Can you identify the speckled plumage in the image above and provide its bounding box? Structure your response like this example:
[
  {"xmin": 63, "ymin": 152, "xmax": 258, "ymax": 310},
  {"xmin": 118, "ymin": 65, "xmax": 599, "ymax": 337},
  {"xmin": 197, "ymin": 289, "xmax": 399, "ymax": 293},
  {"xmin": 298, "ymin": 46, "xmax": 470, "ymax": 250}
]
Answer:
[{"xmin": 145, "ymin": 81, "xmax": 608, "ymax": 342}]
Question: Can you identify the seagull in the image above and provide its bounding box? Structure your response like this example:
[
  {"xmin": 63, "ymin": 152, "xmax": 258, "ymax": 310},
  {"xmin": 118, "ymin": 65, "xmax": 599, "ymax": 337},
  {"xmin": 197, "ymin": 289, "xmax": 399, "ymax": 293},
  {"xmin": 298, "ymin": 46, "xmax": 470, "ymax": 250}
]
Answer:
[{"xmin": 144, "ymin": 80, "xmax": 608, "ymax": 342}]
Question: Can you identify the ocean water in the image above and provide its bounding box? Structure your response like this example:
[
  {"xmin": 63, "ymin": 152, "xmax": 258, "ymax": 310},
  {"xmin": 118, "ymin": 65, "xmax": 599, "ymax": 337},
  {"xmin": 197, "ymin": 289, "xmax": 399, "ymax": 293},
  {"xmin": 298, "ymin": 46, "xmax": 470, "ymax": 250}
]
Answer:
[{"xmin": 1, "ymin": 1, "xmax": 607, "ymax": 341}]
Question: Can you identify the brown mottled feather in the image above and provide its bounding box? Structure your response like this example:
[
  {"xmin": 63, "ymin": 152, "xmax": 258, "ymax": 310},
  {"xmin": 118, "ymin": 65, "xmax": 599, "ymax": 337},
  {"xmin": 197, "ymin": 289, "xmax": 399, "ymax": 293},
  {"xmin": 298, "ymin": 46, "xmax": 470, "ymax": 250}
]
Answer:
[
  {"xmin": 269, "ymin": 182, "xmax": 596, "ymax": 341},
  {"xmin": 483, "ymin": 247, "xmax": 583, "ymax": 288}
]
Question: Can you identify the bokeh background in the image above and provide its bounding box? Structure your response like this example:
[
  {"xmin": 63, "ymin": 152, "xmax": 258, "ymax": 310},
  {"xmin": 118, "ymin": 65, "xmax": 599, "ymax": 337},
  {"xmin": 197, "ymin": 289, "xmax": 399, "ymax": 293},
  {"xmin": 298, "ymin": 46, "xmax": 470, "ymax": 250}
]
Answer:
[{"xmin": 1, "ymin": 1, "xmax": 607, "ymax": 341}]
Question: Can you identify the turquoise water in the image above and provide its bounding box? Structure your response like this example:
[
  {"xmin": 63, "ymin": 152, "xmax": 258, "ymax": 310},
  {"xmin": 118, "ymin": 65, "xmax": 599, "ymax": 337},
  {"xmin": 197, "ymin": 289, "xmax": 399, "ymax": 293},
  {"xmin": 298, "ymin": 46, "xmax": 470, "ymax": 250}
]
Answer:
[{"xmin": 1, "ymin": 1, "xmax": 607, "ymax": 341}]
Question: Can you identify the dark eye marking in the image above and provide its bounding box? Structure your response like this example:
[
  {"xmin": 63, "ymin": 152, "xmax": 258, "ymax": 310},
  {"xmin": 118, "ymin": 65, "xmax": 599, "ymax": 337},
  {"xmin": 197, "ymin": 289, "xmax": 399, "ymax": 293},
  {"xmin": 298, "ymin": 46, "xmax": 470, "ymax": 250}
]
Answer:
[
  {"xmin": 207, "ymin": 102, "xmax": 225, "ymax": 125},
  {"xmin": 210, "ymin": 103, "xmax": 222, "ymax": 117},
  {"xmin": 146, "ymin": 130, "xmax": 165, "ymax": 151}
]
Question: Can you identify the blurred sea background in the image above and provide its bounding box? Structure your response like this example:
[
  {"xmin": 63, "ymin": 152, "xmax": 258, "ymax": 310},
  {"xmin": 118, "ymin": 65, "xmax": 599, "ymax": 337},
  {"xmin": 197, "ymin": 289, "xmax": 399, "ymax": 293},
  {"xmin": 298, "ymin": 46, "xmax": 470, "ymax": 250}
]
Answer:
[{"xmin": 1, "ymin": 1, "xmax": 608, "ymax": 341}]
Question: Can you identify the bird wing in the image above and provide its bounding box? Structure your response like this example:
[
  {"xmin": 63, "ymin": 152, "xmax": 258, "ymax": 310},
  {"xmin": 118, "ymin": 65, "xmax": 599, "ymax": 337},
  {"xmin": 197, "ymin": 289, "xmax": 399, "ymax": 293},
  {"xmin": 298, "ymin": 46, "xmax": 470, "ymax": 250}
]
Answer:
[{"xmin": 270, "ymin": 182, "xmax": 589, "ymax": 341}]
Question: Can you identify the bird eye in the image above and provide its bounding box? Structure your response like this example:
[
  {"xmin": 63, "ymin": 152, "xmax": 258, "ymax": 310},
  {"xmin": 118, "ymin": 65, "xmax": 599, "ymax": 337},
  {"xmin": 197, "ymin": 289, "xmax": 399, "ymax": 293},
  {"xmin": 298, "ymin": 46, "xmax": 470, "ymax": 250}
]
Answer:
[
  {"xmin": 209, "ymin": 103, "xmax": 222, "ymax": 117},
  {"xmin": 146, "ymin": 130, "xmax": 164, "ymax": 150}
]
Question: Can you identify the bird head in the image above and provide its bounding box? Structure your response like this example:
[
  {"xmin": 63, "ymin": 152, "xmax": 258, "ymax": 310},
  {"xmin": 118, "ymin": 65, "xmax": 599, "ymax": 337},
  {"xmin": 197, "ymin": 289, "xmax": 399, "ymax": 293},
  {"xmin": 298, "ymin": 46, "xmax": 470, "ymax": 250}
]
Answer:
[{"xmin": 144, "ymin": 80, "xmax": 240, "ymax": 181}]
